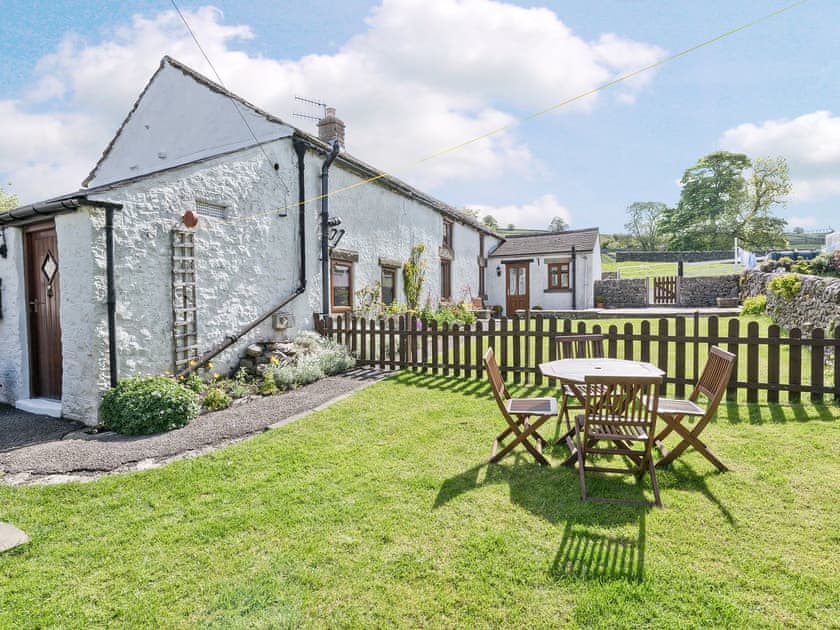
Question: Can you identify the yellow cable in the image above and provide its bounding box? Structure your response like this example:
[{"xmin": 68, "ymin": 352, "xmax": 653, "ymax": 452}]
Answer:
[{"xmin": 247, "ymin": 1, "xmax": 810, "ymax": 219}]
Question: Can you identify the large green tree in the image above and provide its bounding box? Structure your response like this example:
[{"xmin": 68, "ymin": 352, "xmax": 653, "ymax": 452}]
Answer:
[
  {"xmin": 624, "ymin": 201, "xmax": 666, "ymax": 250},
  {"xmin": 660, "ymin": 151, "xmax": 789, "ymax": 250}
]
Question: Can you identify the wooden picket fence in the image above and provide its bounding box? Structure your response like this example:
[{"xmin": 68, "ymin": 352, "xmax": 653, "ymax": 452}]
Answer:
[{"xmin": 318, "ymin": 314, "xmax": 840, "ymax": 404}]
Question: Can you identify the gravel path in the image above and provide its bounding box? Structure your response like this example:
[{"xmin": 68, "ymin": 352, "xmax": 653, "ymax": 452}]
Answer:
[{"xmin": 0, "ymin": 368, "xmax": 388, "ymax": 485}]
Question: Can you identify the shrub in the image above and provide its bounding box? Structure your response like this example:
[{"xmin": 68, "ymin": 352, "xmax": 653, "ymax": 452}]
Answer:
[
  {"xmin": 203, "ymin": 387, "xmax": 232, "ymax": 411},
  {"xmin": 740, "ymin": 294, "xmax": 767, "ymax": 316},
  {"xmin": 295, "ymin": 354, "xmax": 324, "ymax": 385},
  {"xmin": 768, "ymin": 273, "xmax": 802, "ymax": 300},
  {"xmin": 101, "ymin": 376, "xmax": 199, "ymax": 435},
  {"xmin": 184, "ymin": 372, "xmax": 206, "ymax": 393},
  {"xmin": 317, "ymin": 340, "xmax": 356, "ymax": 375},
  {"xmin": 271, "ymin": 365, "xmax": 298, "ymax": 390}
]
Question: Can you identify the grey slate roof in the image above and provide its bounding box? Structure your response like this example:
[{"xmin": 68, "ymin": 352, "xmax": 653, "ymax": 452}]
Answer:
[{"xmin": 488, "ymin": 228, "xmax": 599, "ymax": 257}]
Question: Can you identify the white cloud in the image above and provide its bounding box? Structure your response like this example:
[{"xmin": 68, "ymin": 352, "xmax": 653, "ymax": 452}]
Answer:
[
  {"xmin": 720, "ymin": 110, "xmax": 840, "ymax": 202},
  {"xmin": 467, "ymin": 193, "xmax": 572, "ymax": 229},
  {"xmin": 1, "ymin": 1, "xmax": 665, "ymax": 204}
]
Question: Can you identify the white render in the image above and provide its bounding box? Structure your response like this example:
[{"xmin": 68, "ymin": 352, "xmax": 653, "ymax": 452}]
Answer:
[
  {"xmin": 86, "ymin": 59, "xmax": 293, "ymax": 189},
  {"xmin": 826, "ymin": 231, "xmax": 839, "ymax": 254},
  {"xmin": 0, "ymin": 139, "xmax": 499, "ymax": 424},
  {"xmin": 484, "ymin": 237, "xmax": 601, "ymax": 313}
]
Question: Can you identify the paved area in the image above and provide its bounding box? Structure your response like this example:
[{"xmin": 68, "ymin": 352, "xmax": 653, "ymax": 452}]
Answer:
[
  {"xmin": 0, "ymin": 522, "xmax": 29, "ymax": 553},
  {"xmin": 0, "ymin": 368, "xmax": 389, "ymax": 485}
]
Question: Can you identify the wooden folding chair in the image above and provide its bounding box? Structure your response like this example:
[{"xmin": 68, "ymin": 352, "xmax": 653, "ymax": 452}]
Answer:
[
  {"xmin": 483, "ymin": 347, "xmax": 557, "ymax": 466},
  {"xmin": 553, "ymin": 334, "xmax": 606, "ymax": 442},
  {"xmin": 653, "ymin": 346, "xmax": 736, "ymax": 472},
  {"xmin": 574, "ymin": 375, "xmax": 663, "ymax": 507}
]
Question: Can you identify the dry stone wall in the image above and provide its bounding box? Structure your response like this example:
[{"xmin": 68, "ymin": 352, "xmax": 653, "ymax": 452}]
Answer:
[
  {"xmin": 594, "ymin": 278, "xmax": 648, "ymax": 308},
  {"xmin": 677, "ymin": 275, "xmax": 740, "ymax": 307},
  {"xmin": 742, "ymin": 270, "xmax": 840, "ymax": 333}
]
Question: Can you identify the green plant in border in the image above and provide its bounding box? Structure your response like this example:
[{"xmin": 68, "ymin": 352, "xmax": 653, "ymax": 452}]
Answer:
[
  {"xmin": 100, "ymin": 376, "xmax": 199, "ymax": 435},
  {"xmin": 740, "ymin": 294, "xmax": 767, "ymax": 316},
  {"xmin": 768, "ymin": 273, "xmax": 802, "ymax": 300},
  {"xmin": 203, "ymin": 387, "xmax": 232, "ymax": 411},
  {"xmin": 402, "ymin": 244, "xmax": 426, "ymax": 310}
]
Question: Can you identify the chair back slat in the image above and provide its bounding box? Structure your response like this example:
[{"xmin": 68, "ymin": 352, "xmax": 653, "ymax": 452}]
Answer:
[
  {"xmin": 483, "ymin": 347, "xmax": 510, "ymax": 408},
  {"xmin": 582, "ymin": 375, "xmax": 661, "ymax": 471},
  {"xmin": 694, "ymin": 346, "xmax": 736, "ymax": 408},
  {"xmin": 554, "ymin": 334, "xmax": 605, "ymax": 359}
]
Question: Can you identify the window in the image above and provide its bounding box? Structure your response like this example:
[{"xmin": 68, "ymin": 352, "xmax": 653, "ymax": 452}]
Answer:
[
  {"xmin": 331, "ymin": 261, "xmax": 353, "ymax": 311},
  {"xmin": 381, "ymin": 267, "xmax": 397, "ymax": 306},
  {"xmin": 443, "ymin": 219, "xmax": 453, "ymax": 249},
  {"xmin": 547, "ymin": 262, "xmax": 571, "ymax": 290},
  {"xmin": 441, "ymin": 260, "xmax": 452, "ymax": 299},
  {"xmin": 195, "ymin": 199, "xmax": 228, "ymax": 219}
]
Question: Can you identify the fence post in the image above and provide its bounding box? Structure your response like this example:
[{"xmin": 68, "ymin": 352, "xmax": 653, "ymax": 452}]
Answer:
[
  {"xmin": 534, "ymin": 314, "xmax": 544, "ymax": 386},
  {"xmin": 767, "ymin": 324, "xmax": 780, "ymax": 404},
  {"xmin": 726, "ymin": 318, "xmax": 739, "ymax": 402},
  {"xmin": 453, "ymin": 323, "xmax": 461, "ymax": 378},
  {"xmin": 675, "ymin": 317, "xmax": 686, "ymax": 398},
  {"xmin": 746, "ymin": 321, "xmax": 759, "ymax": 404},
  {"xmin": 512, "ymin": 316, "xmax": 522, "ymax": 384},
  {"xmin": 810, "ymin": 327, "xmax": 824, "ymax": 404},
  {"xmin": 657, "ymin": 319, "xmax": 669, "ymax": 396},
  {"xmin": 789, "ymin": 328, "xmax": 802, "ymax": 404}
]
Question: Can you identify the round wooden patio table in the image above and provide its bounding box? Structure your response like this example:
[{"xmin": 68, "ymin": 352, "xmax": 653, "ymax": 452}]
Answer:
[{"xmin": 539, "ymin": 358, "xmax": 664, "ymax": 383}]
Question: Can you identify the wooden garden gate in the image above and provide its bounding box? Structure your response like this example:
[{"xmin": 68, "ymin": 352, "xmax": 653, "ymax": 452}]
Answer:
[{"xmin": 653, "ymin": 276, "xmax": 677, "ymax": 305}]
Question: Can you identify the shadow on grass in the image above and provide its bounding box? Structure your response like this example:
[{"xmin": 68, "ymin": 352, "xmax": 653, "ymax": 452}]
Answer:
[
  {"xmin": 551, "ymin": 512, "xmax": 645, "ymax": 582},
  {"xmin": 657, "ymin": 460, "xmax": 735, "ymax": 525},
  {"xmin": 723, "ymin": 401, "xmax": 839, "ymax": 425},
  {"xmin": 392, "ymin": 371, "xmax": 555, "ymax": 401},
  {"xmin": 434, "ymin": 457, "xmax": 651, "ymax": 582}
]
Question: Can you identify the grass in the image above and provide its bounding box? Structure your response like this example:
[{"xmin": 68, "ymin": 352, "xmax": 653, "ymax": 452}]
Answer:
[
  {"xmin": 2, "ymin": 372, "xmax": 839, "ymax": 628},
  {"xmin": 601, "ymin": 256, "xmax": 741, "ymax": 279}
]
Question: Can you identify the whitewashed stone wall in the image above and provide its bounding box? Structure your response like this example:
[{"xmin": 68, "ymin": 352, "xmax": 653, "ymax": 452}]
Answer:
[
  {"xmin": 0, "ymin": 229, "xmax": 27, "ymax": 403},
  {"xmin": 1, "ymin": 137, "xmax": 498, "ymax": 424}
]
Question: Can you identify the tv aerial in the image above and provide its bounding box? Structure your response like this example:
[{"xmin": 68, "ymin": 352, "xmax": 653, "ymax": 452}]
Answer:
[{"xmin": 293, "ymin": 96, "xmax": 327, "ymax": 122}]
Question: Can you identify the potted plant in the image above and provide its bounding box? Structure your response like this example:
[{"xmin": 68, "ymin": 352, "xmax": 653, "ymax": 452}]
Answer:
[{"xmin": 595, "ymin": 295, "xmax": 605, "ymax": 308}]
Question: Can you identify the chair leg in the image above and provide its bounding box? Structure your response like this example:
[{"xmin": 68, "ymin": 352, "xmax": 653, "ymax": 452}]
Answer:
[
  {"xmin": 648, "ymin": 453, "xmax": 662, "ymax": 508},
  {"xmin": 574, "ymin": 418, "xmax": 588, "ymax": 501},
  {"xmin": 655, "ymin": 418, "xmax": 728, "ymax": 472}
]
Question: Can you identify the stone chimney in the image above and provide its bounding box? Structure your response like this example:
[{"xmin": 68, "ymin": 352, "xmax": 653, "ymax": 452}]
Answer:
[{"xmin": 317, "ymin": 107, "xmax": 345, "ymax": 147}]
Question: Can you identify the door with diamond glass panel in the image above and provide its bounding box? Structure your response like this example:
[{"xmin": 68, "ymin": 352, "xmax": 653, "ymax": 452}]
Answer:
[
  {"xmin": 505, "ymin": 262, "xmax": 529, "ymax": 315},
  {"xmin": 25, "ymin": 222, "xmax": 63, "ymax": 399}
]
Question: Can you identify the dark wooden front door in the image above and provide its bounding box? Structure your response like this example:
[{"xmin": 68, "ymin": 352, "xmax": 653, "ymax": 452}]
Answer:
[
  {"xmin": 25, "ymin": 223, "xmax": 63, "ymax": 399},
  {"xmin": 505, "ymin": 262, "xmax": 529, "ymax": 315}
]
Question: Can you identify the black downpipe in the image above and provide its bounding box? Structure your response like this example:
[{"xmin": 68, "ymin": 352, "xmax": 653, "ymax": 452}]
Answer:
[
  {"xmin": 179, "ymin": 141, "xmax": 313, "ymax": 376},
  {"xmin": 571, "ymin": 245, "xmax": 577, "ymax": 310},
  {"xmin": 105, "ymin": 205, "xmax": 118, "ymax": 386},
  {"xmin": 293, "ymin": 138, "xmax": 308, "ymax": 288},
  {"xmin": 321, "ymin": 140, "xmax": 341, "ymax": 318}
]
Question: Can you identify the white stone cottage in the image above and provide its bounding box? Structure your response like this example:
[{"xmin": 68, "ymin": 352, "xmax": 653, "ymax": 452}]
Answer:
[
  {"xmin": 485, "ymin": 229, "xmax": 601, "ymax": 315},
  {"xmin": 0, "ymin": 56, "xmax": 502, "ymax": 424}
]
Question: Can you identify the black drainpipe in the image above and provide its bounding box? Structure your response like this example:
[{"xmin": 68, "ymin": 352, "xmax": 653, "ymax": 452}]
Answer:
[
  {"xmin": 180, "ymin": 140, "xmax": 312, "ymax": 376},
  {"xmin": 105, "ymin": 206, "xmax": 118, "ymax": 387},
  {"xmin": 293, "ymin": 137, "xmax": 308, "ymax": 288},
  {"xmin": 321, "ymin": 140, "xmax": 341, "ymax": 318},
  {"xmin": 571, "ymin": 245, "xmax": 577, "ymax": 310}
]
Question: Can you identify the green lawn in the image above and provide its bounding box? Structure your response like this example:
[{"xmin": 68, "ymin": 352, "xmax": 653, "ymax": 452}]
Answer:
[
  {"xmin": 601, "ymin": 256, "xmax": 741, "ymax": 278},
  {"xmin": 2, "ymin": 373, "xmax": 839, "ymax": 628}
]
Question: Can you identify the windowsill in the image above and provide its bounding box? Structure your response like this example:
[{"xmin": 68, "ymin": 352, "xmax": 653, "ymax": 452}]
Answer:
[{"xmin": 544, "ymin": 288, "xmax": 572, "ymax": 293}]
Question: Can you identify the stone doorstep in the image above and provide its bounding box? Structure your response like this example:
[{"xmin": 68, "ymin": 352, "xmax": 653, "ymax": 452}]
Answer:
[
  {"xmin": 0, "ymin": 522, "xmax": 29, "ymax": 553},
  {"xmin": 15, "ymin": 398, "xmax": 62, "ymax": 418}
]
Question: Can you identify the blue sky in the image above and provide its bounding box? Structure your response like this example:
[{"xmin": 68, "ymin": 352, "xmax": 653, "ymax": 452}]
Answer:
[{"xmin": 1, "ymin": 0, "xmax": 838, "ymax": 232}]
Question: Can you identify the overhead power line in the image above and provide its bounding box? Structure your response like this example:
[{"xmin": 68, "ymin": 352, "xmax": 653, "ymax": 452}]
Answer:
[{"xmin": 172, "ymin": 0, "xmax": 808, "ymax": 220}]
